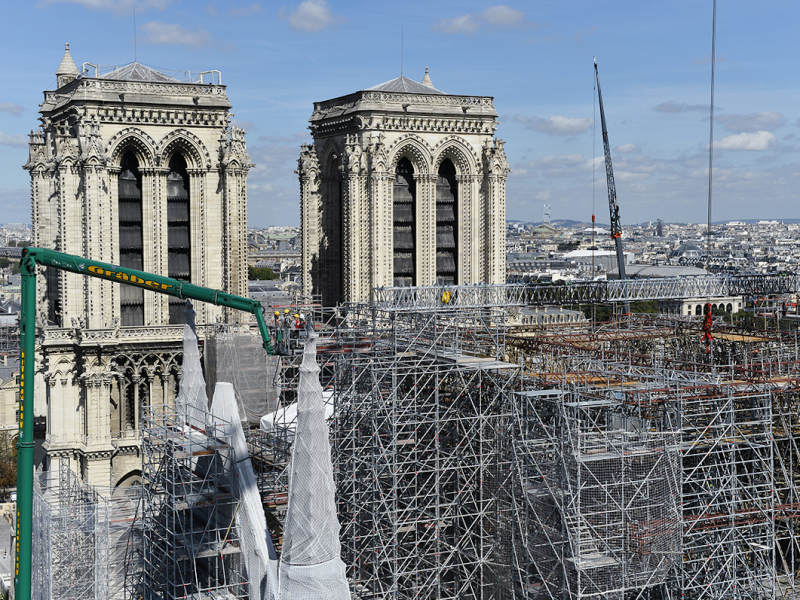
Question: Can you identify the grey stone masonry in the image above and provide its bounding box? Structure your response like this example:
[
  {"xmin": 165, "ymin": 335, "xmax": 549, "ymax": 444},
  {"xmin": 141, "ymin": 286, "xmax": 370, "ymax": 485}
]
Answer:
[
  {"xmin": 23, "ymin": 46, "xmax": 253, "ymax": 488},
  {"xmin": 298, "ymin": 70, "xmax": 510, "ymax": 305}
]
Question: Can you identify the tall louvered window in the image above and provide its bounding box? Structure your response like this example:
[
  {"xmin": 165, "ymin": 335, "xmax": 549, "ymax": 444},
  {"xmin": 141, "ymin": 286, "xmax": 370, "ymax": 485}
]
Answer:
[
  {"xmin": 167, "ymin": 154, "xmax": 191, "ymax": 324},
  {"xmin": 118, "ymin": 151, "xmax": 144, "ymax": 326},
  {"xmin": 393, "ymin": 157, "xmax": 416, "ymax": 286},
  {"xmin": 436, "ymin": 159, "xmax": 457, "ymax": 285}
]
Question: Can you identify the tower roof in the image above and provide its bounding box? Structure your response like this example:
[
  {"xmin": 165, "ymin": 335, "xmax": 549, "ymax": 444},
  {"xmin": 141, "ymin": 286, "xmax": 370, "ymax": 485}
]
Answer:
[
  {"xmin": 367, "ymin": 73, "xmax": 445, "ymax": 95},
  {"xmin": 101, "ymin": 62, "xmax": 180, "ymax": 83},
  {"xmin": 421, "ymin": 67, "xmax": 434, "ymax": 89},
  {"xmin": 56, "ymin": 43, "xmax": 79, "ymax": 77}
]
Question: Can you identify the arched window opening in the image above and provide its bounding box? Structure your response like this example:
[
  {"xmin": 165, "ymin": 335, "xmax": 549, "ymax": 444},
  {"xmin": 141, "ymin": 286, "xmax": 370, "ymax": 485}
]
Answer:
[
  {"xmin": 393, "ymin": 157, "xmax": 416, "ymax": 286},
  {"xmin": 118, "ymin": 151, "xmax": 144, "ymax": 326},
  {"xmin": 167, "ymin": 154, "xmax": 191, "ymax": 324},
  {"xmin": 320, "ymin": 157, "xmax": 343, "ymax": 306},
  {"xmin": 436, "ymin": 159, "xmax": 457, "ymax": 285},
  {"xmin": 696, "ymin": 305, "xmax": 702, "ymax": 316}
]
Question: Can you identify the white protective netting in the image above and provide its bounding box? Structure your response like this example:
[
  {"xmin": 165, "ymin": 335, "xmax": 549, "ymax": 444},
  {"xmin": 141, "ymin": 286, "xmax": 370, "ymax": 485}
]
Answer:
[
  {"xmin": 211, "ymin": 382, "xmax": 279, "ymax": 600},
  {"xmin": 174, "ymin": 301, "xmax": 208, "ymax": 424},
  {"xmin": 278, "ymin": 332, "xmax": 349, "ymax": 600}
]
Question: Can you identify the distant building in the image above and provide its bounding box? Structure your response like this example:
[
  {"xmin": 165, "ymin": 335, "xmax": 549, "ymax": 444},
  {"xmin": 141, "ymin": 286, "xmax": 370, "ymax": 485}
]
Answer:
[
  {"xmin": 299, "ymin": 68, "xmax": 509, "ymax": 305},
  {"xmin": 24, "ymin": 44, "xmax": 252, "ymax": 486},
  {"xmin": 563, "ymin": 249, "xmax": 634, "ymax": 274},
  {"xmin": 528, "ymin": 223, "xmax": 560, "ymax": 238}
]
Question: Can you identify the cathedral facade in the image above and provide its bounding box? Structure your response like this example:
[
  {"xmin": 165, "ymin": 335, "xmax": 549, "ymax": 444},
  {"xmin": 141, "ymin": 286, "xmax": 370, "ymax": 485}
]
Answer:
[
  {"xmin": 298, "ymin": 69, "xmax": 510, "ymax": 306},
  {"xmin": 24, "ymin": 45, "xmax": 252, "ymax": 487}
]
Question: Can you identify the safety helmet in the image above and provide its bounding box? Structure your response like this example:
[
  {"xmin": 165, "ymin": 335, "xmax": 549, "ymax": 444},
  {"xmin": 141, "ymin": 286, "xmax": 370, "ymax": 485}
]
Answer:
[
  {"xmin": 274, "ymin": 311, "xmax": 279, "ymax": 316},
  {"xmin": 294, "ymin": 314, "xmax": 299, "ymax": 318},
  {"xmin": 284, "ymin": 309, "xmax": 290, "ymax": 314}
]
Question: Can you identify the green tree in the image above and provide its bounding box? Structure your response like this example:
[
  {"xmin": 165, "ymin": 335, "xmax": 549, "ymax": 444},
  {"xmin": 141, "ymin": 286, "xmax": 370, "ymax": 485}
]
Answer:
[
  {"xmin": 0, "ymin": 431, "xmax": 17, "ymax": 501},
  {"xmin": 248, "ymin": 265, "xmax": 277, "ymax": 280}
]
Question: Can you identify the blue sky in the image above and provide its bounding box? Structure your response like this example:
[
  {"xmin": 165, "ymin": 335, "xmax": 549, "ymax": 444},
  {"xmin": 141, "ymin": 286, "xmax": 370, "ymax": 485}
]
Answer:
[{"xmin": 2, "ymin": 0, "xmax": 800, "ymax": 227}]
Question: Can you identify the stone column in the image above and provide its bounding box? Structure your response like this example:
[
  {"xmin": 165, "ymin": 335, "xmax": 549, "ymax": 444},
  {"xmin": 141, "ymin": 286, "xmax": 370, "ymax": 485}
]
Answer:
[
  {"xmin": 341, "ymin": 140, "xmax": 365, "ymax": 302},
  {"xmin": 370, "ymin": 171, "xmax": 392, "ymax": 290},
  {"xmin": 298, "ymin": 144, "xmax": 321, "ymax": 299},
  {"xmin": 142, "ymin": 167, "xmax": 167, "ymax": 324},
  {"xmin": 415, "ymin": 173, "xmax": 437, "ymax": 286},
  {"xmin": 456, "ymin": 174, "xmax": 472, "ymax": 285}
]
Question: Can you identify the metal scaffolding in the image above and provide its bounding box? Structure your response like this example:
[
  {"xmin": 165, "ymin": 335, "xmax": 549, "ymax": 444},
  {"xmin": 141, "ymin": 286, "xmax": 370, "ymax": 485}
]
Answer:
[
  {"xmin": 511, "ymin": 387, "xmax": 681, "ymax": 600},
  {"xmin": 374, "ymin": 274, "xmax": 800, "ymax": 308},
  {"xmin": 331, "ymin": 301, "xmax": 521, "ymax": 599},
  {"xmin": 32, "ymin": 459, "xmax": 111, "ymax": 600},
  {"xmin": 30, "ymin": 285, "xmax": 800, "ymax": 600},
  {"xmin": 136, "ymin": 406, "xmax": 248, "ymax": 600}
]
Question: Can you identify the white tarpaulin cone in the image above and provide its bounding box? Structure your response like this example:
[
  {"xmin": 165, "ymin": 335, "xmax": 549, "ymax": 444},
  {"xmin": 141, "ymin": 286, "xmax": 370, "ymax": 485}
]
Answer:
[
  {"xmin": 278, "ymin": 333, "xmax": 349, "ymax": 600},
  {"xmin": 175, "ymin": 300, "xmax": 208, "ymax": 425},
  {"xmin": 211, "ymin": 382, "xmax": 279, "ymax": 600}
]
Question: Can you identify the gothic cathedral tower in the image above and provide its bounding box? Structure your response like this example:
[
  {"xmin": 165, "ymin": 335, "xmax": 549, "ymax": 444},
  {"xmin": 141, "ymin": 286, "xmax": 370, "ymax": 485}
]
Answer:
[
  {"xmin": 298, "ymin": 69, "xmax": 509, "ymax": 306},
  {"xmin": 24, "ymin": 45, "xmax": 253, "ymax": 487}
]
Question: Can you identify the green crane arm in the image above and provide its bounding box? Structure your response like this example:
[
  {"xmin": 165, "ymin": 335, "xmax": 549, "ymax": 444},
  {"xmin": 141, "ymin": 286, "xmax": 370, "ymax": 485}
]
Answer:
[{"xmin": 15, "ymin": 247, "xmax": 272, "ymax": 600}]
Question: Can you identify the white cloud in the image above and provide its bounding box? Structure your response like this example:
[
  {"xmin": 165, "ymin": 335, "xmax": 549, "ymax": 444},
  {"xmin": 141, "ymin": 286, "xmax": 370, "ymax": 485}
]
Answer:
[
  {"xmin": 280, "ymin": 0, "xmax": 345, "ymax": 32},
  {"xmin": 433, "ymin": 5, "xmax": 536, "ymax": 34},
  {"xmin": 512, "ymin": 115, "xmax": 593, "ymax": 135},
  {"xmin": 480, "ymin": 5, "xmax": 531, "ymax": 28},
  {"xmin": 717, "ymin": 112, "xmax": 785, "ymax": 133},
  {"xmin": 246, "ymin": 132, "xmax": 310, "ymax": 224},
  {"xmin": 713, "ymin": 131, "xmax": 777, "ymax": 151},
  {"xmin": 615, "ymin": 143, "xmax": 641, "ymax": 154},
  {"xmin": 433, "ymin": 14, "xmax": 480, "ymax": 34},
  {"xmin": 38, "ymin": 0, "xmax": 168, "ymax": 13},
  {"xmin": 0, "ymin": 104, "xmax": 24, "ymax": 116},
  {"xmin": 140, "ymin": 21, "xmax": 210, "ymax": 47},
  {"xmin": 229, "ymin": 3, "xmax": 260, "ymax": 16},
  {"xmin": 615, "ymin": 171, "xmax": 651, "ymax": 181},
  {"xmin": 0, "ymin": 132, "xmax": 28, "ymax": 148},
  {"xmin": 654, "ymin": 101, "xmax": 709, "ymax": 113}
]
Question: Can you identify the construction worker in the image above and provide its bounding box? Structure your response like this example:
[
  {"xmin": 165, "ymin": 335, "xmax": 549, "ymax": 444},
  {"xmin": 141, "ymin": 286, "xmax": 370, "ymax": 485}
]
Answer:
[
  {"xmin": 282, "ymin": 309, "xmax": 291, "ymax": 350},
  {"xmin": 297, "ymin": 313, "xmax": 307, "ymax": 338}
]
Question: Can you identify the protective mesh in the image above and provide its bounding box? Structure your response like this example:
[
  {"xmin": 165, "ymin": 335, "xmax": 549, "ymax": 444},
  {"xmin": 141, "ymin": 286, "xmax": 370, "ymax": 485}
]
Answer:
[
  {"xmin": 210, "ymin": 382, "xmax": 279, "ymax": 600},
  {"xmin": 278, "ymin": 333, "xmax": 349, "ymax": 599},
  {"xmin": 174, "ymin": 301, "xmax": 208, "ymax": 424},
  {"xmin": 205, "ymin": 331, "xmax": 281, "ymax": 425}
]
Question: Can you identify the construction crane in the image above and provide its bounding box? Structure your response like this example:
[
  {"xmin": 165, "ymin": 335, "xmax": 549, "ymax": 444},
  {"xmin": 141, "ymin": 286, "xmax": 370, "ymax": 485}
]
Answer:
[
  {"xmin": 14, "ymin": 247, "xmax": 274, "ymax": 600},
  {"xmin": 594, "ymin": 58, "xmax": 627, "ymax": 284}
]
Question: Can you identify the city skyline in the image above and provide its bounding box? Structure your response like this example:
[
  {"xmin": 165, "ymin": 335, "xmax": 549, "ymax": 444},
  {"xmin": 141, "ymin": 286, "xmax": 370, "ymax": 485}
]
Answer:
[{"xmin": 2, "ymin": 1, "xmax": 799, "ymax": 226}]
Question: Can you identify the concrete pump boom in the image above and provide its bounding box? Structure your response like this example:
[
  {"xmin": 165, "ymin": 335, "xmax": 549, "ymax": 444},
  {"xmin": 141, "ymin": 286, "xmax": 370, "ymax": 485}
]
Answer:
[
  {"xmin": 14, "ymin": 247, "xmax": 273, "ymax": 600},
  {"xmin": 594, "ymin": 58, "xmax": 627, "ymax": 284}
]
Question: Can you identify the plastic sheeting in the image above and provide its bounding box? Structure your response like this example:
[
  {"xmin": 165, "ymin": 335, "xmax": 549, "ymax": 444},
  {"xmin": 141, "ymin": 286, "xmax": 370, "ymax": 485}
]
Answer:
[
  {"xmin": 174, "ymin": 301, "xmax": 208, "ymax": 424},
  {"xmin": 278, "ymin": 333, "xmax": 349, "ymax": 600},
  {"xmin": 259, "ymin": 390, "xmax": 334, "ymax": 440},
  {"xmin": 211, "ymin": 383, "xmax": 279, "ymax": 600}
]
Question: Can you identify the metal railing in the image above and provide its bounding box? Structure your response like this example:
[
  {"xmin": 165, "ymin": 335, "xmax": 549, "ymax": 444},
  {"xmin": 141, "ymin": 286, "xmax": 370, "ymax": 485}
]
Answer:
[{"xmin": 373, "ymin": 274, "xmax": 800, "ymax": 310}]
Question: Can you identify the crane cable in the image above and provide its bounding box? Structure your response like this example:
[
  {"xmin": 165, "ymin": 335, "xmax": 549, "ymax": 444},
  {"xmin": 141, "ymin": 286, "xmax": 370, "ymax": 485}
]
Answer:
[{"xmin": 704, "ymin": 0, "xmax": 717, "ymax": 355}]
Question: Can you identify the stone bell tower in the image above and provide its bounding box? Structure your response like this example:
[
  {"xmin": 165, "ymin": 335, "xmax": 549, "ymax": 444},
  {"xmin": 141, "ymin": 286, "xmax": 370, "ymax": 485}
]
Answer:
[
  {"xmin": 298, "ymin": 68, "xmax": 510, "ymax": 306},
  {"xmin": 24, "ymin": 44, "xmax": 253, "ymax": 487}
]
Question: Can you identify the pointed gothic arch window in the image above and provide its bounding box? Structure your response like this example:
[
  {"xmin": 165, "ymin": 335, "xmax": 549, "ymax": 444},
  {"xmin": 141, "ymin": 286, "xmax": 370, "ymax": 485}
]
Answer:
[
  {"xmin": 167, "ymin": 153, "xmax": 191, "ymax": 324},
  {"xmin": 436, "ymin": 159, "xmax": 457, "ymax": 285},
  {"xmin": 393, "ymin": 157, "xmax": 416, "ymax": 286},
  {"xmin": 320, "ymin": 153, "xmax": 343, "ymax": 306},
  {"xmin": 118, "ymin": 151, "xmax": 144, "ymax": 326}
]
